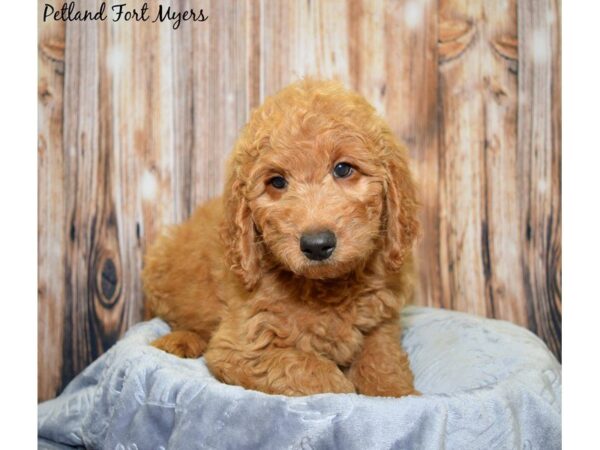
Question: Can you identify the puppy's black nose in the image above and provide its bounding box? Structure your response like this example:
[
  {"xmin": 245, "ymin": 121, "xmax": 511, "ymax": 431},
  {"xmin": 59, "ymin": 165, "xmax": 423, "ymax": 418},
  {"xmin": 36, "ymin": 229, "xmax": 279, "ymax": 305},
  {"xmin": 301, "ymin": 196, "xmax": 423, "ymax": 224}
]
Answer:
[{"xmin": 300, "ymin": 230, "xmax": 336, "ymax": 261}]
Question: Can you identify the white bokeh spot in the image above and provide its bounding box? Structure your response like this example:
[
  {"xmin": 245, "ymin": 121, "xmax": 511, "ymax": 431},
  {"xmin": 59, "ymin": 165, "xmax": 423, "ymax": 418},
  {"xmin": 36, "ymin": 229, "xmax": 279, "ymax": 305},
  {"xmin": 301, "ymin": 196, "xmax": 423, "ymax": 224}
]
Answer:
[
  {"xmin": 404, "ymin": 1, "xmax": 424, "ymax": 29},
  {"xmin": 141, "ymin": 170, "xmax": 158, "ymax": 200},
  {"xmin": 107, "ymin": 46, "xmax": 127, "ymax": 73},
  {"xmin": 532, "ymin": 29, "xmax": 550, "ymax": 65}
]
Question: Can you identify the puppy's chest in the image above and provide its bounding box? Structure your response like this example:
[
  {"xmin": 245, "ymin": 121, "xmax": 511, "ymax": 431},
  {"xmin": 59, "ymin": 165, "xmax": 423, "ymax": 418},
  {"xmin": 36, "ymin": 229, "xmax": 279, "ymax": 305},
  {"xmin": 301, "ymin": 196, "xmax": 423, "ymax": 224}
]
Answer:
[
  {"xmin": 287, "ymin": 306, "xmax": 360, "ymax": 366},
  {"xmin": 290, "ymin": 294, "xmax": 391, "ymax": 366}
]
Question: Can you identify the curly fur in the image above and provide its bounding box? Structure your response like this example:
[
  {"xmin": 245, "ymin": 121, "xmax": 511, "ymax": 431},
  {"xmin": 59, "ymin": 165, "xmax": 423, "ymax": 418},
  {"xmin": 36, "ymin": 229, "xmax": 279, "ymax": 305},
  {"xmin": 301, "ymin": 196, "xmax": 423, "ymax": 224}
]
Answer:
[{"xmin": 143, "ymin": 79, "xmax": 420, "ymax": 397}]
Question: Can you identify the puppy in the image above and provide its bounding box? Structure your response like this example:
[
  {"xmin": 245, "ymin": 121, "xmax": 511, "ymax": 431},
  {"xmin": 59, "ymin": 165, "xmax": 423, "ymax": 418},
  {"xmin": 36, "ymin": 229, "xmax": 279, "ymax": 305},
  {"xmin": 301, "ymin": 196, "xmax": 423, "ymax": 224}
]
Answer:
[{"xmin": 143, "ymin": 79, "xmax": 419, "ymax": 397}]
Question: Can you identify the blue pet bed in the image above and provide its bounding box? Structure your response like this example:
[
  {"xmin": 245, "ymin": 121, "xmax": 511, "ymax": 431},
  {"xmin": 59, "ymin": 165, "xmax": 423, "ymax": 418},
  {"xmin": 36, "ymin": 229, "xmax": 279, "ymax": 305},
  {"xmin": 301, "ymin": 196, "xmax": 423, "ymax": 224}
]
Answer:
[{"xmin": 38, "ymin": 307, "xmax": 561, "ymax": 449}]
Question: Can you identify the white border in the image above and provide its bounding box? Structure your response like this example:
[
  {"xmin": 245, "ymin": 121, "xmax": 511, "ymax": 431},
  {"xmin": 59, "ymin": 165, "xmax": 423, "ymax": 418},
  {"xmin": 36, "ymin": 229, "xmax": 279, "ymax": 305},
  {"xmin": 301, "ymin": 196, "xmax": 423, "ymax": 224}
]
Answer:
[
  {"xmin": 563, "ymin": 0, "xmax": 600, "ymax": 447},
  {"xmin": 1, "ymin": 0, "xmax": 592, "ymax": 446},
  {"xmin": 0, "ymin": 1, "xmax": 38, "ymax": 447}
]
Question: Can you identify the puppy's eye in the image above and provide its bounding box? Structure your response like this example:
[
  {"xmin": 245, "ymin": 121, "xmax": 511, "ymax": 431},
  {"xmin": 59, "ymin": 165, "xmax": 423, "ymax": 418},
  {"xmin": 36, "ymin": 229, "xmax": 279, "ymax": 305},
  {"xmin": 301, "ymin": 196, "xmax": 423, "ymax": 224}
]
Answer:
[
  {"xmin": 268, "ymin": 176, "xmax": 287, "ymax": 189},
  {"xmin": 333, "ymin": 162, "xmax": 354, "ymax": 178}
]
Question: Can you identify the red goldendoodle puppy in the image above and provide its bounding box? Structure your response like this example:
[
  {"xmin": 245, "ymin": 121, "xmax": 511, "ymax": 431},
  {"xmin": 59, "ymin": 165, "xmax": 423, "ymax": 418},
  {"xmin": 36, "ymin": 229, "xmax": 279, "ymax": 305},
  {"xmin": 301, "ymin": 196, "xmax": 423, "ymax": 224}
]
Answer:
[{"xmin": 143, "ymin": 79, "xmax": 419, "ymax": 397}]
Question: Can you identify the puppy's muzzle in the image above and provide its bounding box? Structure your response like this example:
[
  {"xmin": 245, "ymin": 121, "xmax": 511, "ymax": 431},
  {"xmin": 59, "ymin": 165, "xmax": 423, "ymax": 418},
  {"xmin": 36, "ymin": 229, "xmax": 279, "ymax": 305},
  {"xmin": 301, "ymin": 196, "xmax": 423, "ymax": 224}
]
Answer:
[{"xmin": 300, "ymin": 230, "xmax": 336, "ymax": 261}]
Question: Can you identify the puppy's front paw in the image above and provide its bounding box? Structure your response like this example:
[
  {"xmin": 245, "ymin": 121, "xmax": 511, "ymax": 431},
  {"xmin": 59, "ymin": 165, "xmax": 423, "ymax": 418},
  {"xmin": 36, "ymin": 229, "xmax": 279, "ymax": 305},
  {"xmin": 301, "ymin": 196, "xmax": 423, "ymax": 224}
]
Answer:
[
  {"xmin": 151, "ymin": 330, "xmax": 207, "ymax": 358},
  {"xmin": 346, "ymin": 362, "xmax": 418, "ymax": 398}
]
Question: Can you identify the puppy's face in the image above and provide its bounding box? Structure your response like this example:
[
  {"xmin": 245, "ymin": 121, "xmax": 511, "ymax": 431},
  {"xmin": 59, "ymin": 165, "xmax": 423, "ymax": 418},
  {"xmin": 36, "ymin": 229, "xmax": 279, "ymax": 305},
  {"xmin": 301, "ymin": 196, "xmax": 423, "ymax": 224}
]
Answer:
[
  {"xmin": 223, "ymin": 80, "xmax": 418, "ymax": 289},
  {"xmin": 248, "ymin": 129, "xmax": 386, "ymax": 279}
]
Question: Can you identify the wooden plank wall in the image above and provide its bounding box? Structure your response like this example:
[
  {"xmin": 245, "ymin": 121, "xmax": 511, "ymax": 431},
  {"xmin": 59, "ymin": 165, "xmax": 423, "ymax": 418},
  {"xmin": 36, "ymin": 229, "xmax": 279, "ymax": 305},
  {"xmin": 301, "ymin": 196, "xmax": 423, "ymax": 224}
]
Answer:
[{"xmin": 38, "ymin": 0, "xmax": 561, "ymax": 401}]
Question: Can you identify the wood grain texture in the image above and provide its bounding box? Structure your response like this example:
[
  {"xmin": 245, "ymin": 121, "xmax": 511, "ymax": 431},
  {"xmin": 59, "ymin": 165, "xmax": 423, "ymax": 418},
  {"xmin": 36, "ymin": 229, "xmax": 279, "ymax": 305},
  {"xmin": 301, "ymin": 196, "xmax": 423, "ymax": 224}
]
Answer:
[
  {"xmin": 479, "ymin": 0, "xmax": 526, "ymax": 327},
  {"xmin": 38, "ymin": 0, "xmax": 562, "ymax": 401},
  {"xmin": 383, "ymin": 0, "xmax": 442, "ymax": 309},
  {"xmin": 436, "ymin": 0, "xmax": 532, "ymax": 329},
  {"xmin": 517, "ymin": 0, "xmax": 562, "ymax": 358},
  {"xmin": 38, "ymin": 0, "xmax": 66, "ymax": 402},
  {"xmin": 438, "ymin": 0, "xmax": 488, "ymax": 317},
  {"xmin": 60, "ymin": 15, "xmax": 136, "ymax": 389},
  {"xmin": 261, "ymin": 0, "xmax": 351, "ymax": 96}
]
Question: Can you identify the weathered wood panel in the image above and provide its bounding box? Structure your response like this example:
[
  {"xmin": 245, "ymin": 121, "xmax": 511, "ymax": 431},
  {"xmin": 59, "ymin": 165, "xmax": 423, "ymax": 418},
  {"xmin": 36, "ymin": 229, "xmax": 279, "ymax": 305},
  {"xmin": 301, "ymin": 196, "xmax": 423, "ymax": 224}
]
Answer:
[
  {"xmin": 517, "ymin": 0, "xmax": 562, "ymax": 357},
  {"xmin": 60, "ymin": 14, "xmax": 135, "ymax": 388},
  {"xmin": 438, "ymin": 0, "xmax": 488, "ymax": 317},
  {"xmin": 383, "ymin": 0, "xmax": 442, "ymax": 309},
  {"xmin": 437, "ymin": 0, "xmax": 528, "ymax": 324},
  {"xmin": 38, "ymin": 0, "xmax": 562, "ymax": 401},
  {"xmin": 480, "ymin": 0, "xmax": 526, "ymax": 327},
  {"xmin": 261, "ymin": 0, "xmax": 351, "ymax": 95},
  {"xmin": 38, "ymin": 0, "xmax": 66, "ymax": 402}
]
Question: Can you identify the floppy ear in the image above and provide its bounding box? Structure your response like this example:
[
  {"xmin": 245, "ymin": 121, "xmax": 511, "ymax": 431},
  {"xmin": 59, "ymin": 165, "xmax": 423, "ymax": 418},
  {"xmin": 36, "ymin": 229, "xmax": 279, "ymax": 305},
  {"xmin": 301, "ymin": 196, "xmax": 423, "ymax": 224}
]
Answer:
[
  {"xmin": 381, "ymin": 132, "xmax": 419, "ymax": 272},
  {"xmin": 221, "ymin": 172, "xmax": 262, "ymax": 291}
]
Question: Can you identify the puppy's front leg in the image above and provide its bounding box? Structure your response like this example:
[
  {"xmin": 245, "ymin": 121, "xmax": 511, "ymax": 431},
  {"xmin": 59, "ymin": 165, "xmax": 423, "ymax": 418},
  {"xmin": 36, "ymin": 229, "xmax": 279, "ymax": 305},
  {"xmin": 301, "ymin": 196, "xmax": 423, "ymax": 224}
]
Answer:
[
  {"xmin": 151, "ymin": 330, "xmax": 208, "ymax": 358},
  {"xmin": 205, "ymin": 343, "xmax": 355, "ymax": 396},
  {"xmin": 347, "ymin": 320, "xmax": 418, "ymax": 397}
]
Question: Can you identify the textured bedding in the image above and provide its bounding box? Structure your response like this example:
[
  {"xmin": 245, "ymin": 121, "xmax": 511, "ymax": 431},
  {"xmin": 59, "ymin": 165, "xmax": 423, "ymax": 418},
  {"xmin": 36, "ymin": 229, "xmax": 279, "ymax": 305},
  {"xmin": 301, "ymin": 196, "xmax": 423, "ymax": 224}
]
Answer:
[{"xmin": 38, "ymin": 306, "xmax": 561, "ymax": 449}]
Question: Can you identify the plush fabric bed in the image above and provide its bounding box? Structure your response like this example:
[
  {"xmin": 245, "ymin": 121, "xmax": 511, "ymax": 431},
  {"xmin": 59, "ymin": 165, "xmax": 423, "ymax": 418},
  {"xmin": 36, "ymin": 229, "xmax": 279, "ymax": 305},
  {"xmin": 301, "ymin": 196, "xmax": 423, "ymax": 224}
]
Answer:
[{"xmin": 38, "ymin": 306, "xmax": 561, "ymax": 449}]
